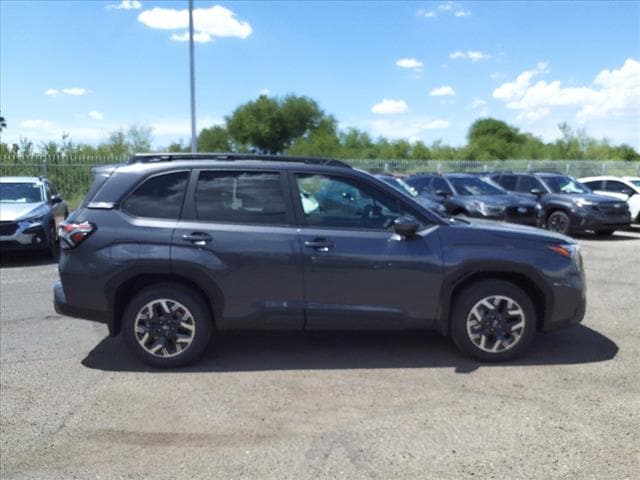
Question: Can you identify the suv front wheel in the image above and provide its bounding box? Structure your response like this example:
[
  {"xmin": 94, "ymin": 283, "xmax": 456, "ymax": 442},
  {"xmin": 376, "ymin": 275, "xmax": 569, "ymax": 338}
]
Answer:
[
  {"xmin": 122, "ymin": 284, "xmax": 213, "ymax": 368},
  {"xmin": 451, "ymin": 280, "xmax": 536, "ymax": 362}
]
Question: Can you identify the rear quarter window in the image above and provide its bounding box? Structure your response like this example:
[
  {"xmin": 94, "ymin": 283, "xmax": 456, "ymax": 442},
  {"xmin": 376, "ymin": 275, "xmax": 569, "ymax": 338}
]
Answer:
[{"xmin": 121, "ymin": 172, "xmax": 189, "ymax": 219}]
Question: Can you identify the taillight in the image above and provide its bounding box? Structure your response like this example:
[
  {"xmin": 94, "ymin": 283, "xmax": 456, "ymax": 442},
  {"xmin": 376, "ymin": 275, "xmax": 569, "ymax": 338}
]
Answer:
[{"xmin": 59, "ymin": 221, "xmax": 96, "ymax": 249}]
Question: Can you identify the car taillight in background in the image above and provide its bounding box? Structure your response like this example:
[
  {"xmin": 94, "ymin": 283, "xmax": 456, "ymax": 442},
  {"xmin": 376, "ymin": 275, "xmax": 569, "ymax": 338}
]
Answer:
[{"xmin": 59, "ymin": 221, "xmax": 96, "ymax": 249}]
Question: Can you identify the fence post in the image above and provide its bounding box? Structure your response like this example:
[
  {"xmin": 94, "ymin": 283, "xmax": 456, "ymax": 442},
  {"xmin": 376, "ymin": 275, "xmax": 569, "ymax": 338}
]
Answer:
[
  {"xmin": 384, "ymin": 162, "xmax": 389, "ymax": 174},
  {"xmin": 566, "ymin": 163, "xmax": 570, "ymax": 174},
  {"xmin": 437, "ymin": 163, "xmax": 442, "ymax": 174},
  {"xmin": 602, "ymin": 162, "xmax": 606, "ymax": 174},
  {"xmin": 42, "ymin": 157, "xmax": 47, "ymax": 178},
  {"xmin": 527, "ymin": 162, "xmax": 531, "ymax": 172}
]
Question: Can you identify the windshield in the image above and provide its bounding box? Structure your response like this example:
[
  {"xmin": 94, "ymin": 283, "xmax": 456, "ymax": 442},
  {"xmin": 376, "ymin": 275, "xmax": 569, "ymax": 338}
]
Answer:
[
  {"xmin": 542, "ymin": 176, "xmax": 591, "ymax": 194},
  {"xmin": 629, "ymin": 179, "xmax": 640, "ymax": 188},
  {"xmin": 0, "ymin": 183, "xmax": 44, "ymax": 203},
  {"xmin": 380, "ymin": 177, "xmax": 418, "ymax": 197},
  {"xmin": 447, "ymin": 176, "xmax": 506, "ymax": 196}
]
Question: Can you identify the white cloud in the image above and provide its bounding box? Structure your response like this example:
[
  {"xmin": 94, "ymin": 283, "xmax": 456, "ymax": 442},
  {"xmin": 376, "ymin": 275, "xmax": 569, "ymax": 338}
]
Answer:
[
  {"xmin": 449, "ymin": 50, "xmax": 490, "ymax": 62},
  {"xmin": 438, "ymin": 2, "xmax": 455, "ymax": 11},
  {"xmin": 258, "ymin": 88, "xmax": 271, "ymax": 96},
  {"xmin": 396, "ymin": 57, "xmax": 423, "ymax": 71},
  {"xmin": 369, "ymin": 117, "xmax": 450, "ymax": 139},
  {"xmin": 467, "ymin": 97, "xmax": 489, "ymax": 116},
  {"xmin": 44, "ymin": 88, "xmax": 59, "ymax": 97},
  {"xmin": 492, "ymin": 58, "xmax": 640, "ymax": 138},
  {"xmin": 138, "ymin": 5, "xmax": 252, "ymax": 43},
  {"xmin": 417, "ymin": 2, "xmax": 470, "ymax": 19},
  {"xmin": 429, "ymin": 85, "xmax": 456, "ymax": 97},
  {"xmin": 371, "ymin": 99, "xmax": 409, "ymax": 115},
  {"xmin": 170, "ymin": 31, "xmax": 213, "ymax": 43},
  {"xmin": 417, "ymin": 9, "xmax": 436, "ymax": 18},
  {"xmin": 20, "ymin": 119, "xmax": 52, "ymax": 129},
  {"xmin": 61, "ymin": 87, "xmax": 89, "ymax": 96},
  {"xmin": 490, "ymin": 72, "xmax": 507, "ymax": 81},
  {"xmin": 88, "ymin": 111, "xmax": 104, "ymax": 121},
  {"xmin": 106, "ymin": 0, "xmax": 142, "ymax": 10}
]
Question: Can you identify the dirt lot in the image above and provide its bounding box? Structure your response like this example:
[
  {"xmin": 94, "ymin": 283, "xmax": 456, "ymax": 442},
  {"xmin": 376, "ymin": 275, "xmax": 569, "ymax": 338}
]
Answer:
[{"xmin": 1, "ymin": 229, "xmax": 639, "ymax": 479}]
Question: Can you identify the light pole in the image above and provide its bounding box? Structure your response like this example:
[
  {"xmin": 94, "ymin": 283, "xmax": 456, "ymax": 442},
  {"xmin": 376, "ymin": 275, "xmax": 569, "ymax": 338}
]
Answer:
[{"xmin": 189, "ymin": 0, "xmax": 197, "ymax": 152}]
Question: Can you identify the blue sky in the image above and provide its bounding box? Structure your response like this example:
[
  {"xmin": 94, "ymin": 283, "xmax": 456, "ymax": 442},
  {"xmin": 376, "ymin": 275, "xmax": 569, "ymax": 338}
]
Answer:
[{"xmin": 1, "ymin": 0, "xmax": 639, "ymax": 149}]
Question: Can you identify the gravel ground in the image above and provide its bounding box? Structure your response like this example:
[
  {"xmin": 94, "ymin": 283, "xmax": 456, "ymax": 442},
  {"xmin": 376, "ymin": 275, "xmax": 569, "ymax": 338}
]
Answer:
[{"xmin": 1, "ymin": 229, "xmax": 639, "ymax": 479}]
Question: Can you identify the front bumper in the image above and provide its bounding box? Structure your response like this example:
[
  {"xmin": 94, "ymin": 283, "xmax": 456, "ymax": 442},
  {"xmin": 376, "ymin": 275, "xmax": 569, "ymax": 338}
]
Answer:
[
  {"xmin": 570, "ymin": 209, "xmax": 630, "ymax": 232},
  {"xmin": 0, "ymin": 221, "xmax": 50, "ymax": 250}
]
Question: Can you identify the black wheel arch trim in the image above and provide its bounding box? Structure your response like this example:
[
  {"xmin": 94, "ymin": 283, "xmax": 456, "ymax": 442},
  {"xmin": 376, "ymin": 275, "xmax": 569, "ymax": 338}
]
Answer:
[
  {"xmin": 104, "ymin": 260, "xmax": 224, "ymax": 337},
  {"xmin": 434, "ymin": 260, "xmax": 553, "ymax": 336}
]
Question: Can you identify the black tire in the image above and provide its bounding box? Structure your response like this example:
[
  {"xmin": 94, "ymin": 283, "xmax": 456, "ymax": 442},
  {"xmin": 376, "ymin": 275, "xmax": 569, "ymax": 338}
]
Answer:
[
  {"xmin": 596, "ymin": 229, "xmax": 615, "ymax": 237},
  {"xmin": 44, "ymin": 222, "xmax": 59, "ymax": 259},
  {"xmin": 546, "ymin": 210, "xmax": 571, "ymax": 235},
  {"xmin": 451, "ymin": 280, "xmax": 537, "ymax": 362},
  {"xmin": 122, "ymin": 283, "xmax": 213, "ymax": 368}
]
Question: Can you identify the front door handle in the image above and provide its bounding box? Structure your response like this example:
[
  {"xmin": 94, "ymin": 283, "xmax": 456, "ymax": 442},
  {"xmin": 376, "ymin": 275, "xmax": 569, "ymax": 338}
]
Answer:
[
  {"xmin": 304, "ymin": 238, "xmax": 334, "ymax": 252},
  {"xmin": 182, "ymin": 232, "xmax": 212, "ymax": 245}
]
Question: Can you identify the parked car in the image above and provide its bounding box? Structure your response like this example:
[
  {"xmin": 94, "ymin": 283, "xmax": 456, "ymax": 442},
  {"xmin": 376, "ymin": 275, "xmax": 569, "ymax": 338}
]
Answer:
[
  {"xmin": 579, "ymin": 176, "xmax": 640, "ymax": 223},
  {"xmin": 374, "ymin": 174, "xmax": 447, "ymax": 216},
  {"xmin": 0, "ymin": 176, "xmax": 68, "ymax": 257},
  {"xmin": 489, "ymin": 172, "xmax": 631, "ymax": 236},
  {"xmin": 405, "ymin": 173, "xmax": 542, "ymax": 226},
  {"xmin": 54, "ymin": 153, "xmax": 586, "ymax": 368}
]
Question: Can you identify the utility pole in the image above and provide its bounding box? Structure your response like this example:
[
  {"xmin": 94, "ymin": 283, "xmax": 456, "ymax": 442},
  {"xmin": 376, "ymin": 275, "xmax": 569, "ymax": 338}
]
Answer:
[{"xmin": 189, "ymin": 0, "xmax": 197, "ymax": 152}]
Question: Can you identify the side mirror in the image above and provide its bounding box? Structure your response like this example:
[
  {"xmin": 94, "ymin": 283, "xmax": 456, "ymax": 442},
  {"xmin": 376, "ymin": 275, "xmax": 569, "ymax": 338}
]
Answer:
[
  {"xmin": 435, "ymin": 190, "xmax": 450, "ymax": 198},
  {"xmin": 51, "ymin": 194, "xmax": 63, "ymax": 204},
  {"xmin": 393, "ymin": 217, "xmax": 420, "ymax": 238},
  {"xmin": 530, "ymin": 188, "xmax": 543, "ymax": 196}
]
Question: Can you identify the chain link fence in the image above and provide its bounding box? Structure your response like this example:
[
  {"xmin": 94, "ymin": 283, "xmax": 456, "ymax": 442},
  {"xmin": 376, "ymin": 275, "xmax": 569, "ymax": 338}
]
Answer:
[{"xmin": 1, "ymin": 155, "xmax": 639, "ymax": 207}]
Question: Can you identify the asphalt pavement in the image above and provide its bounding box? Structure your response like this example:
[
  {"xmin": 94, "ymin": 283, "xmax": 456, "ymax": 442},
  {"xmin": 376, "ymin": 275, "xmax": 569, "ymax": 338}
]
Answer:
[{"xmin": 1, "ymin": 228, "xmax": 639, "ymax": 479}]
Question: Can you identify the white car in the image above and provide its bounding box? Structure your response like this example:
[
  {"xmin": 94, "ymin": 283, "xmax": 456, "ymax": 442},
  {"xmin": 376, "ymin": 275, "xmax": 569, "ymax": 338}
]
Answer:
[{"xmin": 579, "ymin": 176, "xmax": 640, "ymax": 223}]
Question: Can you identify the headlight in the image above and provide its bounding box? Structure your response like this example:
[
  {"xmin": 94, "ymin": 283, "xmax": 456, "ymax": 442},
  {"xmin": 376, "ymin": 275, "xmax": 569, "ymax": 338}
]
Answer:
[
  {"xmin": 20, "ymin": 215, "xmax": 45, "ymax": 224},
  {"xmin": 576, "ymin": 198, "xmax": 595, "ymax": 208}
]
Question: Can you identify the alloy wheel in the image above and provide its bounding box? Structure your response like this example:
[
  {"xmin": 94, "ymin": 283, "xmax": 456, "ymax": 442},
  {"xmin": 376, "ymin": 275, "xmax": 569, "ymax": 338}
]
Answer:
[
  {"xmin": 466, "ymin": 295, "xmax": 526, "ymax": 353},
  {"xmin": 134, "ymin": 299, "xmax": 196, "ymax": 358}
]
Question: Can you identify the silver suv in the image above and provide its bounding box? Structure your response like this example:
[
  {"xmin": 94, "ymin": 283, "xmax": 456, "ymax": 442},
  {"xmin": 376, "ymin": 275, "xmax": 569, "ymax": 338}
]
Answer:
[{"xmin": 0, "ymin": 176, "xmax": 68, "ymax": 257}]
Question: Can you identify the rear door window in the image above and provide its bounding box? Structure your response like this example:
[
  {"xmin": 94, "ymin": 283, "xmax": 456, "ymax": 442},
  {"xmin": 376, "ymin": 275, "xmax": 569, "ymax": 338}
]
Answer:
[
  {"xmin": 195, "ymin": 171, "xmax": 289, "ymax": 225},
  {"xmin": 496, "ymin": 174, "xmax": 518, "ymax": 191},
  {"xmin": 121, "ymin": 172, "xmax": 189, "ymax": 219},
  {"xmin": 516, "ymin": 175, "xmax": 544, "ymax": 193}
]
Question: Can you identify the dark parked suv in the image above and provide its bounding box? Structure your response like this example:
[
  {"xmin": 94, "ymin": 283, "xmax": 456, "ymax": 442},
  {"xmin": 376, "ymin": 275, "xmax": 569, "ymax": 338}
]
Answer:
[
  {"xmin": 405, "ymin": 173, "xmax": 542, "ymax": 226},
  {"xmin": 54, "ymin": 154, "xmax": 586, "ymax": 368},
  {"xmin": 489, "ymin": 172, "xmax": 630, "ymax": 236}
]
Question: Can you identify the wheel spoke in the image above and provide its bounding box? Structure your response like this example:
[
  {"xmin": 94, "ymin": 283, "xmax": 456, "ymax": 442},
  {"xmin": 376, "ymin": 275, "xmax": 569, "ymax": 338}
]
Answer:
[
  {"xmin": 134, "ymin": 298, "xmax": 196, "ymax": 358},
  {"xmin": 466, "ymin": 294, "xmax": 527, "ymax": 354},
  {"xmin": 148, "ymin": 338, "xmax": 166, "ymax": 354}
]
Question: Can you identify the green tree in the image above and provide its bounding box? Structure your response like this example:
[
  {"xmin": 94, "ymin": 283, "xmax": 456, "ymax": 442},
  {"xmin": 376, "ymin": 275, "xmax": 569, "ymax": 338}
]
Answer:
[
  {"xmin": 286, "ymin": 117, "xmax": 341, "ymax": 157},
  {"xmin": 198, "ymin": 125, "xmax": 232, "ymax": 152},
  {"xmin": 466, "ymin": 118, "xmax": 524, "ymax": 160},
  {"xmin": 227, "ymin": 95, "xmax": 325, "ymax": 154}
]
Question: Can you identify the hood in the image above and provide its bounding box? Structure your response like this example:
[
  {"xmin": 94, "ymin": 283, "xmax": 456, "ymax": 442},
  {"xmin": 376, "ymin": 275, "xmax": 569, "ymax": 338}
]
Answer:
[
  {"xmin": 571, "ymin": 193, "xmax": 627, "ymax": 205},
  {"xmin": 458, "ymin": 194, "xmax": 536, "ymax": 207},
  {"xmin": 0, "ymin": 202, "xmax": 46, "ymax": 222},
  {"xmin": 448, "ymin": 217, "xmax": 572, "ymax": 244}
]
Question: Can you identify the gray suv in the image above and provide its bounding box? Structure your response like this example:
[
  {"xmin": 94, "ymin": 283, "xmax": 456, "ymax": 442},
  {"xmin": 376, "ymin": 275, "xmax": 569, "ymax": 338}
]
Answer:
[
  {"xmin": 0, "ymin": 176, "xmax": 68, "ymax": 257},
  {"xmin": 54, "ymin": 154, "xmax": 586, "ymax": 368}
]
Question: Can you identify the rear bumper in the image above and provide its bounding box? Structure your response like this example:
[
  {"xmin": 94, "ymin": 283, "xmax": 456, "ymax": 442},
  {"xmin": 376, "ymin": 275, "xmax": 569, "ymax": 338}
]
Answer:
[{"xmin": 53, "ymin": 282, "xmax": 109, "ymax": 324}]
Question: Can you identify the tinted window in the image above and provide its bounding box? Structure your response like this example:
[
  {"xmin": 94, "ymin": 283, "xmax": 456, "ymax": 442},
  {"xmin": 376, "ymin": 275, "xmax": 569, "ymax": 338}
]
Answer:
[
  {"xmin": 447, "ymin": 176, "xmax": 504, "ymax": 196},
  {"xmin": 583, "ymin": 180, "xmax": 604, "ymax": 190},
  {"xmin": 405, "ymin": 176, "xmax": 433, "ymax": 193},
  {"xmin": 605, "ymin": 181, "xmax": 632, "ymax": 193},
  {"xmin": 195, "ymin": 171, "xmax": 287, "ymax": 225},
  {"xmin": 429, "ymin": 177, "xmax": 453, "ymax": 195},
  {"xmin": 516, "ymin": 175, "xmax": 545, "ymax": 193},
  {"xmin": 122, "ymin": 172, "xmax": 188, "ymax": 219},
  {"xmin": 496, "ymin": 174, "xmax": 517, "ymax": 191},
  {"xmin": 542, "ymin": 175, "xmax": 590, "ymax": 194},
  {"xmin": 296, "ymin": 174, "xmax": 422, "ymax": 230}
]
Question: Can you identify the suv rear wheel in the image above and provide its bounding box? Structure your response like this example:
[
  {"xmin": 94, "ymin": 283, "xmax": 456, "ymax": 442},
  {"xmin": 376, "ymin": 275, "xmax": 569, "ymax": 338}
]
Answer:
[
  {"xmin": 122, "ymin": 283, "xmax": 212, "ymax": 368},
  {"xmin": 451, "ymin": 280, "xmax": 536, "ymax": 361}
]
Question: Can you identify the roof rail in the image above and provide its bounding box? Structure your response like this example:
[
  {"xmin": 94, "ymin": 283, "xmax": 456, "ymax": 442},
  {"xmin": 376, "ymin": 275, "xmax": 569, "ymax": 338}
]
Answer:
[{"xmin": 128, "ymin": 152, "xmax": 351, "ymax": 168}]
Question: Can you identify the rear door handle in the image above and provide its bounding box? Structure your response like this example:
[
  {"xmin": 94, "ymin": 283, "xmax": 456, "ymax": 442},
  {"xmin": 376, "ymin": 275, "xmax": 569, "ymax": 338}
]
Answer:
[
  {"xmin": 182, "ymin": 232, "xmax": 212, "ymax": 245},
  {"xmin": 304, "ymin": 238, "xmax": 334, "ymax": 252}
]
